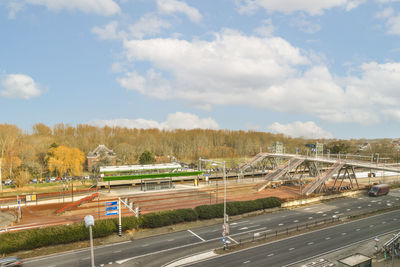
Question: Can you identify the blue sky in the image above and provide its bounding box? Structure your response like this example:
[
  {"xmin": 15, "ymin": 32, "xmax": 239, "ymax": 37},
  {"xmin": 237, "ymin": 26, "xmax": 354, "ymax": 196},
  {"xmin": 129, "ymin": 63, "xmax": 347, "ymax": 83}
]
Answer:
[{"xmin": 1, "ymin": 0, "xmax": 400, "ymax": 139}]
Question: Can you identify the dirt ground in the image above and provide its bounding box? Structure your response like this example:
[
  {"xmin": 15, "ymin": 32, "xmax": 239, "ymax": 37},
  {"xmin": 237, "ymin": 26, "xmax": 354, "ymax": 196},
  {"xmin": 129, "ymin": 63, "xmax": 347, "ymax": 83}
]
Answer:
[{"xmin": 7, "ymin": 180, "xmax": 356, "ymax": 229}]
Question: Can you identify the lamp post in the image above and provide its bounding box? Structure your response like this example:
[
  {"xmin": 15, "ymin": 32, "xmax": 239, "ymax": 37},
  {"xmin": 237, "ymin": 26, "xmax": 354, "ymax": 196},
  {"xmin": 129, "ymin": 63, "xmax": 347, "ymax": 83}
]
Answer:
[
  {"xmin": 84, "ymin": 215, "xmax": 95, "ymax": 267},
  {"xmin": 199, "ymin": 158, "xmax": 228, "ymax": 248}
]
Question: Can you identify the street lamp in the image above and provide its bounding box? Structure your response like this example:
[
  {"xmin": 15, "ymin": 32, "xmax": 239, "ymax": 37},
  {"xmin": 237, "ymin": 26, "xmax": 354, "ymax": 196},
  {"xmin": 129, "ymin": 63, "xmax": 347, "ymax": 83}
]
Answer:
[
  {"xmin": 84, "ymin": 215, "xmax": 95, "ymax": 267},
  {"xmin": 199, "ymin": 158, "xmax": 228, "ymax": 248}
]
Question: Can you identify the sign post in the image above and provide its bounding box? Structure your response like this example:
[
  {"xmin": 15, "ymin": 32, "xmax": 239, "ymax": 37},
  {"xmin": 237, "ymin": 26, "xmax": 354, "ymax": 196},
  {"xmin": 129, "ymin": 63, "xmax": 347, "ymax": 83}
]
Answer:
[{"xmin": 118, "ymin": 197, "xmax": 122, "ymax": 237}]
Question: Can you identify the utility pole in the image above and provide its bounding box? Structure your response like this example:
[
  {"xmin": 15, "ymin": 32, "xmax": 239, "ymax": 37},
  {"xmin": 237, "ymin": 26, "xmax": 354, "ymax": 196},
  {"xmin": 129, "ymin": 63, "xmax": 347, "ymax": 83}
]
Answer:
[{"xmin": 0, "ymin": 158, "xmax": 2, "ymax": 192}]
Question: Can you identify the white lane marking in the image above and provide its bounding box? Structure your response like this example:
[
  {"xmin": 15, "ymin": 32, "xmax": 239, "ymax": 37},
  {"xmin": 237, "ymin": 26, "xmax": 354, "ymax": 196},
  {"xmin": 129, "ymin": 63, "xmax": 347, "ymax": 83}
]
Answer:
[
  {"xmin": 346, "ymin": 209, "xmax": 351, "ymax": 211},
  {"xmin": 382, "ymin": 221, "xmax": 386, "ymax": 224},
  {"xmin": 304, "ymin": 208, "xmax": 311, "ymax": 210},
  {"xmin": 228, "ymin": 236, "xmax": 239, "ymax": 244},
  {"xmin": 278, "ymin": 223, "xmax": 284, "ymax": 226},
  {"xmin": 387, "ymin": 204, "xmax": 392, "ymax": 206},
  {"xmin": 322, "ymin": 214, "xmax": 327, "ymax": 217},
  {"xmin": 325, "ymin": 237, "xmax": 331, "ymax": 240},
  {"xmin": 289, "ymin": 248, "xmax": 295, "ymax": 251},
  {"xmin": 317, "ymin": 211, "xmax": 323, "ymax": 214},
  {"xmin": 358, "ymin": 206, "xmax": 362, "ymax": 209},
  {"xmin": 141, "ymin": 244, "xmax": 149, "ymax": 247},
  {"xmin": 282, "ymin": 215, "xmax": 287, "ymax": 218},
  {"xmin": 123, "ymin": 210, "xmax": 400, "ymax": 266},
  {"xmin": 167, "ymin": 239, "xmax": 175, "ymax": 242},
  {"xmin": 293, "ymin": 220, "xmax": 299, "ymax": 223},
  {"xmin": 378, "ymin": 202, "xmax": 382, "ymax": 204},
  {"xmin": 356, "ymin": 229, "xmax": 360, "ymax": 231},
  {"xmin": 243, "ymin": 260, "xmax": 251, "ymax": 264},
  {"xmin": 307, "ymin": 242, "xmax": 314, "ymax": 245},
  {"xmin": 239, "ymin": 227, "xmax": 249, "ymax": 230},
  {"xmin": 82, "ymin": 257, "xmax": 90, "ymax": 260},
  {"xmin": 334, "ymin": 211, "xmax": 339, "ymax": 214},
  {"xmin": 108, "ymin": 262, "xmax": 113, "ymax": 264},
  {"xmin": 342, "ymin": 233, "xmax": 347, "ymax": 235},
  {"xmin": 368, "ymin": 204, "xmax": 371, "ymax": 207},
  {"xmin": 187, "ymin": 230, "xmax": 205, "ymax": 242},
  {"xmin": 370, "ymin": 225, "xmax": 374, "ymax": 227},
  {"xmin": 308, "ymin": 217, "xmax": 313, "ymax": 220},
  {"xmin": 268, "ymin": 253, "xmax": 274, "ymax": 257},
  {"xmin": 113, "ymin": 250, "xmax": 122, "ymax": 253},
  {"xmin": 230, "ymin": 220, "xmax": 249, "ymax": 226}
]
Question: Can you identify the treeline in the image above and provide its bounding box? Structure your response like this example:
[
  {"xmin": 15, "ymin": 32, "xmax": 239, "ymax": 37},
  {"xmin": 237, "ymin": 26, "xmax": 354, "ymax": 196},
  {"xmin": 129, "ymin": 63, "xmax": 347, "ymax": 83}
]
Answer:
[{"xmin": 0, "ymin": 123, "xmax": 398, "ymax": 183}]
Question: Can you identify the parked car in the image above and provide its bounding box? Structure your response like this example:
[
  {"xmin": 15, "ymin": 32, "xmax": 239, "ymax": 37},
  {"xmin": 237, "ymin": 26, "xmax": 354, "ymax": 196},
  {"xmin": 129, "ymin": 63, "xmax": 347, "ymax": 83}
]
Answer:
[
  {"xmin": 368, "ymin": 184, "xmax": 390, "ymax": 197},
  {"xmin": 50, "ymin": 177, "xmax": 56, "ymax": 182},
  {"xmin": 4, "ymin": 179, "xmax": 13, "ymax": 185},
  {"xmin": 0, "ymin": 256, "xmax": 22, "ymax": 266},
  {"xmin": 32, "ymin": 178, "xmax": 38, "ymax": 184},
  {"xmin": 84, "ymin": 175, "xmax": 90, "ymax": 179}
]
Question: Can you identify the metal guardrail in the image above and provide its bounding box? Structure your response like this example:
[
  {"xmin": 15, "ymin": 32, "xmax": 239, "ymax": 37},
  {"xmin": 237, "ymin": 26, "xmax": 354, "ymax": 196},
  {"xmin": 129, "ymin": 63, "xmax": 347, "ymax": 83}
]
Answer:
[
  {"xmin": 383, "ymin": 231, "xmax": 400, "ymax": 251},
  {"xmin": 230, "ymin": 217, "xmax": 341, "ymax": 248}
]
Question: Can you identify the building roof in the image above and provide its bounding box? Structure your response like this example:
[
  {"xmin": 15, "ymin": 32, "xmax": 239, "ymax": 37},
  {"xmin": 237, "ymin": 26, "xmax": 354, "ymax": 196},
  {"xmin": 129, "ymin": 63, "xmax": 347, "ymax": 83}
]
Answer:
[
  {"xmin": 87, "ymin": 144, "xmax": 116, "ymax": 157},
  {"xmin": 100, "ymin": 163, "xmax": 182, "ymax": 173},
  {"xmin": 338, "ymin": 254, "xmax": 371, "ymax": 266}
]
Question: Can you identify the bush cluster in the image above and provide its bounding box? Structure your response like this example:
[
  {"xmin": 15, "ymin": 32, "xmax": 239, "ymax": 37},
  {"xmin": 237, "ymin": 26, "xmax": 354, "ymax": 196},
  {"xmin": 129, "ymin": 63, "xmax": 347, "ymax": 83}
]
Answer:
[{"xmin": 0, "ymin": 197, "xmax": 281, "ymax": 254}]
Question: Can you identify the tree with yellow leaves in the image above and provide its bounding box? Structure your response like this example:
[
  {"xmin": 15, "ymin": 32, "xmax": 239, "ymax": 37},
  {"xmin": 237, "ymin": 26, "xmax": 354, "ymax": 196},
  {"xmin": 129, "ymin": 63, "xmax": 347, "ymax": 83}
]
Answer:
[{"xmin": 46, "ymin": 145, "xmax": 85, "ymax": 177}]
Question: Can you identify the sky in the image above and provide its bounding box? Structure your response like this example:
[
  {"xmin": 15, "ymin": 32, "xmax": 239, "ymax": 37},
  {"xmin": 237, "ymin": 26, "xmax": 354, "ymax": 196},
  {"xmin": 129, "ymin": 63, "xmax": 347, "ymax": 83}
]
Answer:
[{"xmin": 2, "ymin": 0, "xmax": 400, "ymax": 139}]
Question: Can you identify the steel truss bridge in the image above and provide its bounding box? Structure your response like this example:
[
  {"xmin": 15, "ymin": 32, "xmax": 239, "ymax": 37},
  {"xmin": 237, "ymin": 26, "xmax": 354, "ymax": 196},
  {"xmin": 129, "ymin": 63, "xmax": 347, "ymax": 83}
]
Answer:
[{"xmin": 239, "ymin": 153, "xmax": 400, "ymax": 195}]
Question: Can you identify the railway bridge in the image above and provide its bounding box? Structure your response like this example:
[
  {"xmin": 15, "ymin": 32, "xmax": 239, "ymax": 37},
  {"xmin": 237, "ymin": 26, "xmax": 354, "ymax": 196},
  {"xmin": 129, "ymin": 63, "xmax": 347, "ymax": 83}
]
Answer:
[{"xmin": 239, "ymin": 153, "xmax": 400, "ymax": 195}]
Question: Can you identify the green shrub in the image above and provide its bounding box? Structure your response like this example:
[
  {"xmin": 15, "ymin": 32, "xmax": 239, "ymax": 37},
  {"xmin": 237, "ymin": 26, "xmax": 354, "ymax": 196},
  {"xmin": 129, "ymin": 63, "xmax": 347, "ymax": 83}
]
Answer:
[
  {"xmin": 0, "ymin": 197, "xmax": 281, "ymax": 254},
  {"xmin": 141, "ymin": 209, "xmax": 198, "ymax": 228},
  {"xmin": 195, "ymin": 197, "xmax": 281, "ymax": 220}
]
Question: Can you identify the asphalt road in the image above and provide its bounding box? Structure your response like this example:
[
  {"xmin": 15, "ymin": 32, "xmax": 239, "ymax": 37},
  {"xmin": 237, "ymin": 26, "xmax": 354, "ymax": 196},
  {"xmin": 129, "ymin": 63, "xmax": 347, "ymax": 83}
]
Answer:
[
  {"xmin": 190, "ymin": 209, "xmax": 400, "ymax": 267},
  {"xmin": 22, "ymin": 190, "xmax": 400, "ymax": 267}
]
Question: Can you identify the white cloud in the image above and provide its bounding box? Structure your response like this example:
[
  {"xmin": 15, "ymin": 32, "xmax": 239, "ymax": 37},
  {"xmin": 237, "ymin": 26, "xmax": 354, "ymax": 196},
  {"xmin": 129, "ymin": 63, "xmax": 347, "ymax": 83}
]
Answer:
[
  {"xmin": 253, "ymin": 19, "xmax": 275, "ymax": 37},
  {"xmin": 92, "ymin": 14, "xmax": 171, "ymax": 41},
  {"xmin": 386, "ymin": 14, "xmax": 400, "ymax": 34},
  {"xmin": 375, "ymin": 7, "xmax": 394, "ymax": 18},
  {"xmin": 0, "ymin": 74, "xmax": 42, "ymax": 99},
  {"xmin": 7, "ymin": 0, "xmax": 121, "ymax": 17},
  {"xmin": 92, "ymin": 21, "xmax": 121, "ymax": 40},
  {"xmin": 116, "ymin": 29, "xmax": 400, "ymax": 125},
  {"xmin": 235, "ymin": 0, "xmax": 364, "ymax": 15},
  {"xmin": 157, "ymin": 0, "xmax": 202, "ymax": 23},
  {"xmin": 291, "ymin": 16, "xmax": 321, "ymax": 34},
  {"xmin": 90, "ymin": 112, "xmax": 219, "ymax": 130},
  {"xmin": 128, "ymin": 13, "xmax": 171, "ymax": 39},
  {"xmin": 269, "ymin": 121, "xmax": 333, "ymax": 139}
]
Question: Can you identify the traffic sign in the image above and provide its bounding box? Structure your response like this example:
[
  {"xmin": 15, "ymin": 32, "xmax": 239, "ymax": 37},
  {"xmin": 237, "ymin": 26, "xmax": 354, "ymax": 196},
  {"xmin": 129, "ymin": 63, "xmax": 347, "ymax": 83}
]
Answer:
[
  {"xmin": 105, "ymin": 201, "xmax": 118, "ymax": 206},
  {"xmin": 105, "ymin": 206, "xmax": 118, "ymax": 211},
  {"xmin": 222, "ymin": 237, "xmax": 226, "ymax": 243},
  {"xmin": 105, "ymin": 211, "xmax": 118, "ymax": 216}
]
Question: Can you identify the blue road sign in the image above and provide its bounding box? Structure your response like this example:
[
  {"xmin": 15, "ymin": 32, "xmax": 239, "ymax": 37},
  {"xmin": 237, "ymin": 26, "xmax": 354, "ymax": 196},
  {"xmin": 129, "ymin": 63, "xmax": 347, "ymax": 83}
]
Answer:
[
  {"xmin": 105, "ymin": 211, "xmax": 118, "ymax": 216},
  {"xmin": 203, "ymin": 173, "xmax": 211, "ymax": 176},
  {"xmin": 222, "ymin": 237, "xmax": 226, "ymax": 243},
  {"xmin": 105, "ymin": 206, "xmax": 118, "ymax": 211},
  {"xmin": 105, "ymin": 201, "xmax": 118, "ymax": 206}
]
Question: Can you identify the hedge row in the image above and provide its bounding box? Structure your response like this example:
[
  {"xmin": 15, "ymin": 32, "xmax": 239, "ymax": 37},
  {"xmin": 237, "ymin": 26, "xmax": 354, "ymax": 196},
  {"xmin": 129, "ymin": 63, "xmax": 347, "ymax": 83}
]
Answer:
[
  {"xmin": 194, "ymin": 197, "xmax": 281, "ymax": 219},
  {"xmin": 0, "ymin": 197, "xmax": 281, "ymax": 254}
]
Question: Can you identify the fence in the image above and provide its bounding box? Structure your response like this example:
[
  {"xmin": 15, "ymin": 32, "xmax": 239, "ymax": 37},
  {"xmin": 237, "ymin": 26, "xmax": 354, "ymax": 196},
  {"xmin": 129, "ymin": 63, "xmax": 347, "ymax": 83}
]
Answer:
[{"xmin": 232, "ymin": 217, "xmax": 341, "ymax": 248}]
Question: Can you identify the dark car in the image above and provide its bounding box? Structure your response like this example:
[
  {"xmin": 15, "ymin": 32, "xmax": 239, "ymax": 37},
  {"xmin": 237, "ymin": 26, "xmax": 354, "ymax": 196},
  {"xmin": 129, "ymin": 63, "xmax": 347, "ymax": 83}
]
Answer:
[
  {"xmin": 0, "ymin": 256, "xmax": 22, "ymax": 266},
  {"xmin": 368, "ymin": 184, "xmax": 390, "ymax": 197}
]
